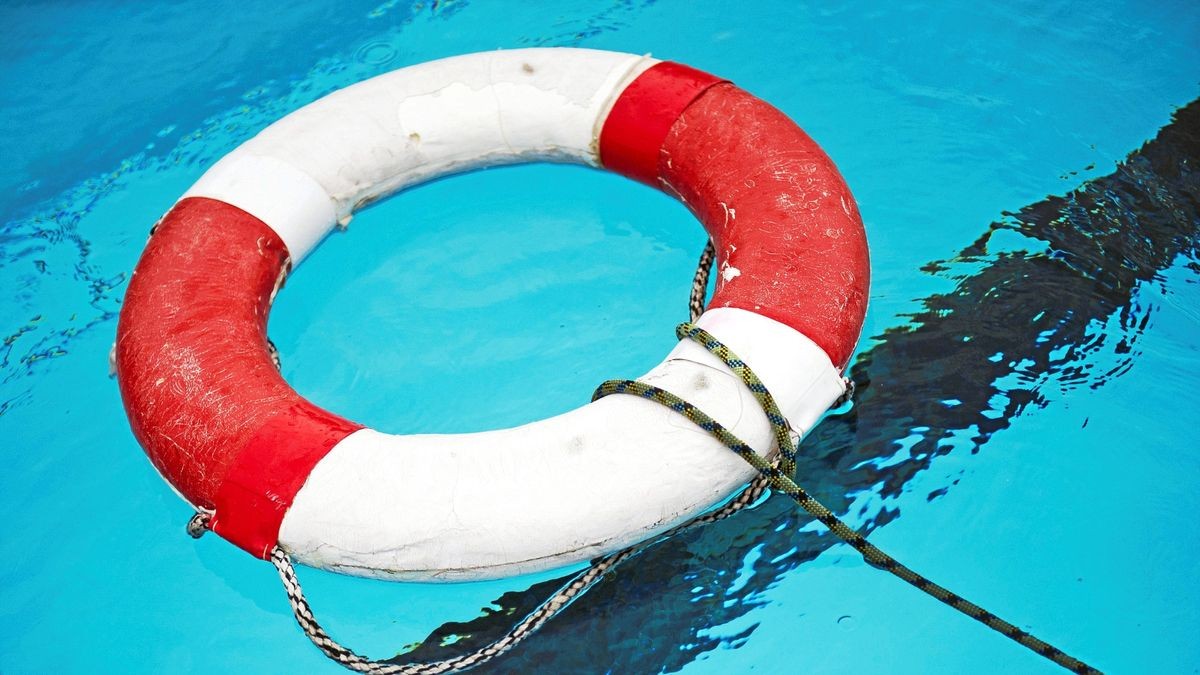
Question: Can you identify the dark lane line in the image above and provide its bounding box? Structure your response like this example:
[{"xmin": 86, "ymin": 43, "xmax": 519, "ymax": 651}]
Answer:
[{"xmin": 396, "ymin": 99, "xmax": 1200, "ymax": 672}]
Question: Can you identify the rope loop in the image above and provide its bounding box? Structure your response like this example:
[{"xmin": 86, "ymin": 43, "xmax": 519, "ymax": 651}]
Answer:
[
  {"xmin": 265, "ymin": 474, "xmax": 778, "ymax": 674},
  {"xmin": 242, "ymin": 236, "xmax": 1096, "ymax": 674},
  {"xmin": 245, "ymin": 237, "xmax": 783, "ymax": 674},
  {"xmin": 594, "ymin": 326, "xmax": 1101, "ymax": 675},
  {"xmin": 186, "ymin": 511, "xmax": 212, "ymax": 539}
]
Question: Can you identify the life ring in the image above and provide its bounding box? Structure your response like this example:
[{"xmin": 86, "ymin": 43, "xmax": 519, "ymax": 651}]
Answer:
[{"xmin": 116, "ymin": 48, "xmax": 869, "ymax": 581}]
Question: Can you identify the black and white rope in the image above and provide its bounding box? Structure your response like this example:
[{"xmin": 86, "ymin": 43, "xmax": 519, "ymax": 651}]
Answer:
[
  {"xmin": 249, "ymin": 238, "xmax": 831, "ymax": 672},
  {"xmin": 688, "ymin": 239, "xmax": 716, "ymax": 323},
  {"xmin": 268, "ymin": 471, "xmax": 774, "ymax": 674}
]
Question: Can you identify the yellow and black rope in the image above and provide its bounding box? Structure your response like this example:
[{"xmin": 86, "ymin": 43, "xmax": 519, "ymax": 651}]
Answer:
[{"xmin": 593, "ymin": 322, "xmax": 1100, "ymax": 674}]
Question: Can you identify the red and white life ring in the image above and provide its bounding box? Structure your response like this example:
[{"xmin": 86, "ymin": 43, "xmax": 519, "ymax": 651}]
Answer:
[{"xmin": 116, "ymin": 48, "xmax": 869, "ymax": 581}]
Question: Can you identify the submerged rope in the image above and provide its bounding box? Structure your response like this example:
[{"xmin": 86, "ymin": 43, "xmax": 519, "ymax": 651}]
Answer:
[
  {"xmin": 593, "ymin": 322, "xmax": 1100, "ymax": 675},
  {"xmin": 267, "ymin": 471, "xmax": 774, "ymax": 674}
]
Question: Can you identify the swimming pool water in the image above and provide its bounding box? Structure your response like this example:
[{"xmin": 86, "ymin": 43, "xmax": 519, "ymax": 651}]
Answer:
[{"xmin": 2, "ymin": 1, "xmax": 1198, "ymax": 672}]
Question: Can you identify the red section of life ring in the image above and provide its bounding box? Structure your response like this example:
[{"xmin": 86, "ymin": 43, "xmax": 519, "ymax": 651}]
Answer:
[
  {"xmin": 600, "ymin": 63, "xmax": 869, "ymax": 369},
  {"xmin": 116, "ymin": 198, "xmax": 362, "ymax": 557}
]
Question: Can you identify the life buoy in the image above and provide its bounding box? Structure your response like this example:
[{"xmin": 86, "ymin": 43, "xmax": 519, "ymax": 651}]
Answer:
[{"xmin": 116, "ymin": 48, "xmax": 869, "ymax": 580}]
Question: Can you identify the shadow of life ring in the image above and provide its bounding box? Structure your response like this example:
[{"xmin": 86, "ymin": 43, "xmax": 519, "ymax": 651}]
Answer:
[{"xmin": 115, "ymin": 48, "xmax": 869, "ymax": 581}]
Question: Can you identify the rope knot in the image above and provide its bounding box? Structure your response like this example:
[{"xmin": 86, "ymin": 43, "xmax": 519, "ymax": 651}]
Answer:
[{"xmin": 186, "ymin": 511, "xmax": 212, "ymax": 539}]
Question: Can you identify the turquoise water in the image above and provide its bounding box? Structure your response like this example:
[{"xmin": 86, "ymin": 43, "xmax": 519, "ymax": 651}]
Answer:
[{"xmin": 3, "ymin": 1, "xmax": 1199, "ymax": 672}]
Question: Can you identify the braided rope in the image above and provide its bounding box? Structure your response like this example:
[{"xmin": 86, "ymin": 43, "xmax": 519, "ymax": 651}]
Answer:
[
  {"xmin": 236, "ymin": 238, "xmax": 1093, "ymax": 672},
  {"xmin": 688, "ymin": 239, "xmax": 716, "ymax": 322},
  {"xmin": 212, "ymin": 238, "xmax": 771, "ymax": 674},
  {"xmin": 675, "ymin": 322, "xmax": 798, "ymax": 476},
  {"xmin": 266, "ymin": 473, "xmax": 776, "ymax": 674},
  {"xmin": 593, "ymin": 322, "xmax": 1101, "ymax": 675}
]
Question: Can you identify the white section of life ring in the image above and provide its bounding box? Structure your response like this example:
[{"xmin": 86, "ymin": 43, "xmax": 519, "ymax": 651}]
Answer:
[
  {"xmin": 183, "ymin": 48, "xmax": 657, "ymax": 261},
  {"xmin": 279, "ymin": 307, "xmax": 844, "ymax": 581}
]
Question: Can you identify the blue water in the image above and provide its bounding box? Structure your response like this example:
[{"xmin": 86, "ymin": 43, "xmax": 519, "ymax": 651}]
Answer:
[{"xmin": 3, "ymin": 1, "xmax": 1199, "ymax": 672}]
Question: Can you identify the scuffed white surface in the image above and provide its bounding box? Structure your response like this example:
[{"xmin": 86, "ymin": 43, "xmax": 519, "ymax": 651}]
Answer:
[
  {"xmin": 280, "ymin": 308, "xmax": 845, "ymax": 580},
  {"xmin": 182, "ymin": 154, "xmax": 336, "ymax": 261},
  {"xmin": 182, "ymin": 48, "xmax": 655, "ymax": 260}
]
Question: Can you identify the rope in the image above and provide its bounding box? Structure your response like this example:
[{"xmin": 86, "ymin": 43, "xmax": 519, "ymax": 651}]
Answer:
[
  {"xmin": 191, "ymin": 239, "xmax": 1096, "ymax": 672},
  {"xmin": 593, "ymin": 322, "xmax": 1100, "ymax": 675},
  {"xmin": 688, "ymin": 239, "xmax": 716, "ymax": 322},
  {"xmin": 186, "ymin": 240, "xmax": 777, "ymax": 674},
  {"xmin": 266, "ymin": 471, "xmax": 773, "ymax": 675},
  {"xmin": 186, "ymin": 511, "xmax": 212, "ymax": 539}
]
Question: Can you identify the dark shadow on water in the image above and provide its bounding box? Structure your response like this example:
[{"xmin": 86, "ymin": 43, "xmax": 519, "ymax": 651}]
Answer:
[{"xmin": 392, "ymin": 98, "xmax": 1200, "ymax": 672}]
